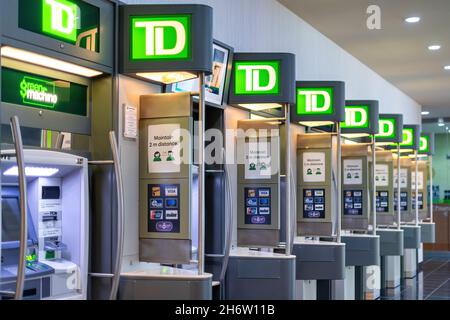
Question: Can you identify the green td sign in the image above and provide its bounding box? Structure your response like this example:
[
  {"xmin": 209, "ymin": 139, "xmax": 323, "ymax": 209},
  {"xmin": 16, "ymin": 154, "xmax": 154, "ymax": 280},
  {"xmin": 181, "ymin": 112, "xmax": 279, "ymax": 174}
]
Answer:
[
  {"xmin": 341, "ymin": 105, "xmax": 369, "ymax": 128},
  {"xmin": 419, "ymin": 136, "xmax": 429, "ymax": 153},
  {"xmin": 234, "ymin": 61, "xmax": 280, "ymax": 95},
  {"xmin": 42, "ymin": 0, "xmax": 79, "ymax": 42},
  {"xmin": 376, "ymin": 118, "xmax": 396, "ymax": 139},
  {"xmin": 130, "ymin": 15, "xmax": 191, "ymax": 60},
  {"xmin": 296, "ymin": 87, "xmax": 334, "ymax": 115},
  {"xmin": 400, "ymin": 128, "xmax": 414, "ymax": 147},
  {"xmin": 20, "ymin": 76, "xmax": 58, "ymax": 109}
]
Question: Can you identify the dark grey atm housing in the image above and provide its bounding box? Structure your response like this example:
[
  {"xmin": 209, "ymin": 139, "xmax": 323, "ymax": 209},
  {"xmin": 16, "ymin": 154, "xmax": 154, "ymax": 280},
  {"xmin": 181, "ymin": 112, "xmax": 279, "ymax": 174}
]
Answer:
[
  {"xmin": 341, "ymin": 235, "xmax": 380, "ymax": 266},
  {"xmin": 341, "ymin": 100, "xmax": 379, "ymax": 135},
  {"xmin": 291, "ymin": 81, "xmax": 345, "ymax": 123},
  {"xmin": 401, "ymin": 225, "xmax": 421, "ymax": 249},
  {"xmin": 228, "ymin": 52, "xmax": 296, "ymax": 105},
  {"xmin": 119, "ymin": 4, "xmax": 213, "ymax": 75},
  {"xmin": 377, "ymin": 228, "xmax": 404, "ymax": 256}
]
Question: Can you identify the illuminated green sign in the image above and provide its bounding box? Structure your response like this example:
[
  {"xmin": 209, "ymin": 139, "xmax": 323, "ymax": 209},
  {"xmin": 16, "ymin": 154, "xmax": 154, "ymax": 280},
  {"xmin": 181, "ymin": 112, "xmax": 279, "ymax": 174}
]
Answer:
[
  {"xmin": 234, "ymin": 61, "xmax": 280, "ymax": 95},
  {"xmin": 419, "ymin": 136, "xmax": 429, "ymax": 153},
  {"xmin": 296, "ymin": 87, "xmax": 334, "ymax": 115},
  {"xmin": 400, "ymin": 128, "xmax": 414, "ymax": 147},
  {"xmin": 130, "ymin": 15, "xmax": 191, "ymax": 60},
  {"xmin": 19, "ymin": 0, "xmax": 100, "ymax": 52},
  {"xmin": 20, "ymin": 76, "xmax": 58, "ymax": 109},
  {"xmin": 2, "ymin": 68, "xmax": 88, "ymax": 116},
  {"xmin": 341, "ymin": 105, "xmax": 369, "ymax": 129},
  {"xmin": 376, "ymin": 118, "xmax": 396, "ymax": 139}
]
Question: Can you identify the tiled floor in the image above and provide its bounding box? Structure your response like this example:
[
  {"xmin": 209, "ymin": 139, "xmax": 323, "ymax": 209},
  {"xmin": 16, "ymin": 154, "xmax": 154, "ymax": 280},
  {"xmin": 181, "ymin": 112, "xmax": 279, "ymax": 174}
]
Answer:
[{"xmin": 380, "ymin": 252, "xmax": 450, "ymax": 300}]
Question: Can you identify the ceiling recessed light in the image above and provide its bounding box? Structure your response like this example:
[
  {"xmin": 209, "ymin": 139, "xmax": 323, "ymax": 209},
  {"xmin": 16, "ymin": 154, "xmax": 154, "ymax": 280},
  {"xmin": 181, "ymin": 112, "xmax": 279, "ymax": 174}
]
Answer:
[
  {"xmin": 421, "ymin": 111, "xmax": 430, "ymax": 115},
  {"xmin": 438, "ymin": 123, "xmax": 445, "ymax": 127},
  {"xmin": 405, "ymin": 16, "xmax": 421, "ymax": 23},
  {"xmin": 428, "ymin": 45, "xmax": 441, "ymax": 51},
  {"xmin": 445, "ymin": 66, "xmax": 450, "ymax": 71}
]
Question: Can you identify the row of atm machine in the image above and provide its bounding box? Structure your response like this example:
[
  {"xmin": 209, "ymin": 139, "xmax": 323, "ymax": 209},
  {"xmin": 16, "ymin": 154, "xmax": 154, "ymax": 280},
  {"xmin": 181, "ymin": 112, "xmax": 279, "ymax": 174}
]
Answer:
[{"xmin": 0, "ymin": 2, "xmax": 436, "ymax": 300}]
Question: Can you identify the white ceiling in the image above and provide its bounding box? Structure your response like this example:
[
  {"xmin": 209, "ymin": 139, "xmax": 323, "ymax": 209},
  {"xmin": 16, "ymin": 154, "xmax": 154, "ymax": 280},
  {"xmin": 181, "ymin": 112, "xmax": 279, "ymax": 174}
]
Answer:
[{"xmin": 278, "ymin": 0, "xmax": 450, "ymax": 119}]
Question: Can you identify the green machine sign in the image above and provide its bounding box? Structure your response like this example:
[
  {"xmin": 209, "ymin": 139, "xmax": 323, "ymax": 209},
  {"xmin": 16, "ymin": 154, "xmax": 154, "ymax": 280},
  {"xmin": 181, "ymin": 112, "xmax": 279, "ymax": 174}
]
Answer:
[
  {"xmin": 375, "ymin": 114, "xmax": 403, "ymax": 143},
  {"xmin": 341, "ymin": 105, "xmax": 369, "ymax": 129},
  {"xmin": 130, "ymin": 15, "xmax": 191, "ymax": 60},
  {"xmin": 377, "ymin": 118, "xmax": 396, "ymax": 139},
  {"xmin": 233, "ymin": 61, "xmax": 280, "ymax": 95},
  {"xmin": 296, "ymin": 87, "xmax": 334, "ymax": 115},
  {"xmin": 419, "ymin": 136, "xmax": 429, "ymax": 154},
  {"xmin": 400, "ymin": 128, "xmax": 414, "ymax": 147},
  {"xmin": 2, "ymin": 68, "xmax": 88, "ymax": 116},
  {"xmin": 19, "ymin": 0, "xmax": 100, "ymax": 52}
]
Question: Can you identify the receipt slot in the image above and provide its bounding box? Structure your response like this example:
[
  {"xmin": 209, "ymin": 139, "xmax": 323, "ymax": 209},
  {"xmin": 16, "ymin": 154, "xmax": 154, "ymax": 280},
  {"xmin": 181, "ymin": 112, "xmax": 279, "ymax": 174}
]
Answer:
[
  {"xmin": 418, "ymin": 133, "xmax": 435, "ymax": 244},
  {"xmin": 374, "ymin": 114, "xmax": 405, "ymax": 290},
  {"xmin": 224, "ymin": 52, "xmax": 296, "ymax": 300},
  {"xmin": 291, "ymin": 81, "xmax": 346, "ymax": 300}
]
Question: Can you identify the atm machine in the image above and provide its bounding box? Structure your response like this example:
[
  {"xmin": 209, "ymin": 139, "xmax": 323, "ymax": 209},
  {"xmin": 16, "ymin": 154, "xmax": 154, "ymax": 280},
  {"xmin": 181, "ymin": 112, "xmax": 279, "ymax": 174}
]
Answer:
[
  {"xmin": 115, "ymin": 4, "xmax": 214, "ymax": 300},
  {"xmin": 291, "ymin": 81, "xmax": 346, "ymax": 300},
  {"xmin": 1, "ymin": 148, "xmax": 89, "ymax": 300},
  {"xmin": 1, "ymin": 0, "xmax": 117, "ymax": 300},
  {"xmin": 224, "ymin": 53, "xmax": 296, "ymax": 300},
  {"xmin": 396, "ymin": 125, "xmax": 422, "ymax": 280},
  {"xmin": 339, "ymin": 101, "xmax": 380, "ymax": 300},
  {"xmin": 375, "ymin": 114, "xmax": 405, "ymax": 291},
  {"xmin": 418, "ymin": 133, "xmax": 435, "ymax": 246}
]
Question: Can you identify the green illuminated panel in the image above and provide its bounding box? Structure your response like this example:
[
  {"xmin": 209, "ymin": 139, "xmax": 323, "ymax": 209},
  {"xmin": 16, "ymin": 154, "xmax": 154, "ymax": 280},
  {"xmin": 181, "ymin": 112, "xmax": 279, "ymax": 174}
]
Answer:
[
  {"xmin": 130, "ymin": 15, "xmax": 191, "ymax": 60},
  {"xmin": 419, "ymin": 136, "xmax": 429, "ymax": 153},
  {"xmin": 296, "ymin": 87, "xmax": 334, "ymax": 115},
  {"xmin": 234, "ymin": 60, "xmax": 280, "ymax": 95},
  {"xmin": 400, "ymin": 128, "xmax": 414, "ymax": 147},
  {"xmin": 2, "ymin": 67, "xmax": 88, "ymax": 117},
  {"xmin": 341, "ymin": 105, "xmax": 369, "ymax": 129},
  {"xmin": 19, "ymin": 0, "xmax": 100, "ymax": 52},
  {"xmin": 376, "ymin": 118, "xmax": 396, "ymax": 139}
]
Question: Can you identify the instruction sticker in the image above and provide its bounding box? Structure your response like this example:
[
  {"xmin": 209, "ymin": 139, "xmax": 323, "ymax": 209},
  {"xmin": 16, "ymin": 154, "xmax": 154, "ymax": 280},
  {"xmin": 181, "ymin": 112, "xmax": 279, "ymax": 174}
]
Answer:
[
  {"xmin": 375, "ymin": 164, "xmax": 389, "ymax": 187},
  {"xmin": 394, "ymin": 169, "xmax": 408, "ymax": 188},
  {"xmin": 411, "ymin": 171, "xmax": 424, "ymax": 190},
  {"xmin": 303, "ymin": 152, "xmax": 326, "ymax": 183},
  {"xmin": 245, "ymin": 141, "xmax": 272, "ymax": 180},
  {"xmin": 147, "ymin": 124, "xmax": 181, "ymax": 173},
  {"xmin": 343, "ymin": 159, "xmax": 363, "ymax": 185}
]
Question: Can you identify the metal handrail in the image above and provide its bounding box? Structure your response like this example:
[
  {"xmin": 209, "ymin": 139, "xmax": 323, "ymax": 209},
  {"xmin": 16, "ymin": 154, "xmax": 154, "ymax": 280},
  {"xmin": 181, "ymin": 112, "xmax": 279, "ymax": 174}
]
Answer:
[
  {"xmin": 10, "ymin": 116, "xmax": 27, "ymax": 300},
  {"xmin": 220, "ymin": 150, "xmax": 233, "ymax": 283},
  {"xmin": 87, "ymin": 131, "xmax": 124, "ymax": 301},
  {"xmin": 289, "ymin": 171, "xmax": 296, "ymax": 253}
]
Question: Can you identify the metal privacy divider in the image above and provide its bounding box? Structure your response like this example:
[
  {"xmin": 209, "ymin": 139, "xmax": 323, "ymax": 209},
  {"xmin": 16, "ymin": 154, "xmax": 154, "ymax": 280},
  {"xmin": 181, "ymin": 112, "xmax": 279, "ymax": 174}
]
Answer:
[{"xmin": 88, "ymin": 131, "xmax": 124, "ymax": 300}]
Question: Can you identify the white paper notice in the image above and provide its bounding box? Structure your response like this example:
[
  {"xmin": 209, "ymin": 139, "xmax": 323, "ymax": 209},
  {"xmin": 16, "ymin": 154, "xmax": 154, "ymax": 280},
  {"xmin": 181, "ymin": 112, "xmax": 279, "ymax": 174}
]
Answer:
[
  {"xmin": 375, "ymin": 164, "xmax": 389, "ymax": 187},
  {"xmin": 411, "ymin": 171, "xmax": 424, "ymax": 190},
  {"xmin": 245, "ymin": 141, "xmax": 272, "ymax": 180},
  {"xmin": 148, "ymin": 124, "xmax": 181, "ymax": 173},
  {"xmin": 394, "ymin": 168, "xmax": 408, "ymax": 188},
  {"xmin": 303, "ymin": 152, "xmax": 326, "ymax": 182},
  {"xmin": 343, "ymin": 159, "xmax": 363, "ymax": 185},
  {"xmin": 123, "ymin": 104, "xmax": 138, "ymax": 139}
]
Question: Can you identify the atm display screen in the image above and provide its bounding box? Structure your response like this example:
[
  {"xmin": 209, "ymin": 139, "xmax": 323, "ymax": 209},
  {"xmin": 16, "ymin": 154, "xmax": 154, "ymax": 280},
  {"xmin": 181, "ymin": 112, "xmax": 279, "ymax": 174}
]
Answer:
[
  {"xmin": 303, "ymin": 189, "xmax": 325, "ymax": 219},
  {"xmin": 343, "ymin": 190, "xmax": 363, "ymax": 216},
  {"xmin": 244, "ymin": 187, "xmax": 271, "ymax": 225},
  {"xmin": 394, "ymin": 192, "xmax": 408, "ymax": 211},
  {"xmin": 376, "ymin": 191, "xmax": 389, "ymax": 213},
  {"xmin": 1, "ymin": 198, "xmax": 22, "ymax": 243},
  {"xmin": 147, "ymin": 184, "xmax": 180, "ymax": 233},
  {"xmin": 412, "ymin": 192, "xmax": 424, "ymax": 210}
]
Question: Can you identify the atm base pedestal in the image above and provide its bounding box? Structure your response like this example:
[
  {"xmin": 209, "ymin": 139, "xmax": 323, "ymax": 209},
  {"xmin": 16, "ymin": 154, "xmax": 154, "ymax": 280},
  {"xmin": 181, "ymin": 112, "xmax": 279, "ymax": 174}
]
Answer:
[
  {"xmin": 403, "ymin": 248, "xmax": 418, "ymax": 279},
  {"xmin": 333, "ymin": 266, "xmax": 355, "ymax": 300},
  {"xmin": 296, "ymin": 280, "xmax": 317, "ymax": 300},
  {"xmin": 419, "ymin": 222, "xmax": 435, "ymax": 244},
  {"xmin": 401, "ymin": 225, "xmax": 421, "ymax": 249},
  {"xmin": 225, "ymin": 249, "xmax": 296, "ymax": 300},
  {"xmin": 363, "ymin": 266, "xmax": 381, "ymax": 300},
  {"xmin": 118, "ymin": 265, "xmax": 212, "ymax": 300},
  {"xmin": 377, "ymin": 228, "xmax": 403, "ymax": 289},
  {"xmin": 382, "ymin": 256, "xmax": 401, "ymax": 289}
]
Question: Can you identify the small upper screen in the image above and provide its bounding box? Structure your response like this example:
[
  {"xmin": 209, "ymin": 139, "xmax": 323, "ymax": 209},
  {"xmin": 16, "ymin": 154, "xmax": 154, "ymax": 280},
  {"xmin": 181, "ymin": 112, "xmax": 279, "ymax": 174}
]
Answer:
[
  {"xmin": 169, "ymin": 42, "xmax": 230, "ymax": 106},
  {"xmin": 18, "ymin": 0, "xmax": 100, "ymax": 53}
]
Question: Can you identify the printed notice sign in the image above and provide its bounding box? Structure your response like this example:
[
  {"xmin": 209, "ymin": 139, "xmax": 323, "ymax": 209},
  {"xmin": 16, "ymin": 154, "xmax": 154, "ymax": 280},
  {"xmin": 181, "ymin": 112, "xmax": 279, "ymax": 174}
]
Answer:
[
  {"xmin": 411, "ymin": 172, "xmax": 424, "ymax": 190},
  {"xmin": 303, "ymin": 152, "xmax": 326, "ymax": 182},
  {"xmin": 375, "ymin": 164, "xmax": 389, "ymax": 187},
  {"xmin": 394, "ymin": 169, "xmax": 408, "ymax": 188},
  {"xmin": 123, "ymin": 104, "xmax": 138, "ymax": 139},
  {"xmin": 343, "ymin": 159, "xmax": 363, "ymax": 185},
  {"xmin": 245, "ymin": 141, "xmax": 272, "ymax": 180},
  {"xmin": 147, "ymin": 124, "xmax": 181, "ymax": 173}
]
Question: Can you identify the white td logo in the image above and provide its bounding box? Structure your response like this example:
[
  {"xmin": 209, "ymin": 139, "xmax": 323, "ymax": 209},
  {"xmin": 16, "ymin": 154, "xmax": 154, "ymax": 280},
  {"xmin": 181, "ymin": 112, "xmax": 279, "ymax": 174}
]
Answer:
[
  {"xmin": 378, "ymin": 119, "xmax": 394, "ymax": 137},
  {"xmin": 237, "ymin": 65, "xmax": 277, "ymax": 92},
  {"xmin": 135, "ymin": 21, "xmax": 186, "ymax": 56},
  {"xmin": 299, "ymin": 90, "xmax": 331, "ymax": 112},
  {"xmin": 46, "ymin": 0, "xmax": 77, "ymax": 36},
  {"xmin": 345, "ymin": 107, "xmax": 368, "ymax": 127}
]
